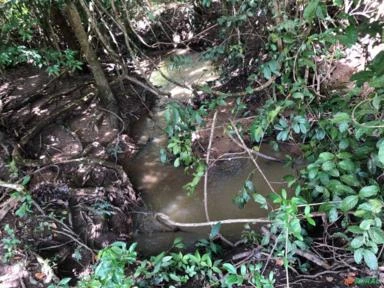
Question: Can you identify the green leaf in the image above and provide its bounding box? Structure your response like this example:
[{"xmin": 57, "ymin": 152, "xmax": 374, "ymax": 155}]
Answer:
[
  {"xmin": 354, "ymin": 248, "xmax": 363, "ymax": 264},
  {"xmin": 347, "ymin": 225, "xmax": 364, "ymax": 234},
  {"xmin": 290, "ymin": 218, "xmax": 303, "ymax": 240},
  {"xmin": 328, "ymin": 207, "xmax": 338, "ymax": 223},
  {"xmin": 328, "ymin": 168, "xmax": 340, "ymax": 177},
  {"xmin": 322, "ymin": 161, "xmax": 335, "ymax": 171},
  {"xmin": 210, "ymin": 222, "xmax": 222, "ymax": 239},
  {"xmin": 225, "ymin": 274, "xmax": 242, "ymax": 285},
  {"xmin": 21, "ymin": 175, "xmax": 31, "ymax": 186},
  {"xmin": 337, "ymin": 159, "xmax": 355, "ymax": 172},
  {"xmin": 331, "ymin": 112, "xmax": 350, "ymax": 124},
  {"xmin": 370, "ymin": 75, "xmax": 384, "ymax": 88},
  {"xmin": 370, "ymin": 51, "xmax": 384, "ymax": 75},
  {"xmin": 359, "ymin": 219, "xmax": 374, "ymax": 230},
  {"xmin": 339, "ymin": 25, "xmax": 358, "ymax": 47},
  {"xmin": 351, "ymin": 236, "xmax": 365, "ymax": 249},
  {"xmin": 351, "ymin": 71, "xmax": 374, "ymax": 86},
  {"xmin": 369, "ymin": 228, "xmax": 384, "ymax": 245},
  {"xmin": 341, "ymin": 195, "xmax": 358, "ymax": 212},
  {"xmin": 363, "ymin": 249, "xmax": 378, "ymax": 270},
  {"xmin": 378, "ymin": 140, "xmax": 384, "ymax": 165},
  {"xmin": 170, "ymin": 273, "xmax": 181, "ymax": 282},
  {"xmin": 303, "ymin": 0, "xmax": 320, "ymax": 21},
  {"xmin": 318, "ymin": 152, "xmax": 335, "ymax": 162},
  {"xmin": 223, "ymin": 263, "xmax": 237, "ymax": 274},
  {"xmin": 359, "ymin": 185, "xmax": 379, "ymax": 198},
  {"xmin": 340, "ymin": 175, "xmax": 360, "ymax": 187},
  {"xmin": 253, "ymin": 193, "xmax": 267, "ymax": 209}
]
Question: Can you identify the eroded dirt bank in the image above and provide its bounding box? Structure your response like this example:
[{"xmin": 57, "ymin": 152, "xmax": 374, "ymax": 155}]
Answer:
[{"xmin": 0, "ymin": 66, "xmax": 155, "ymax": 287}]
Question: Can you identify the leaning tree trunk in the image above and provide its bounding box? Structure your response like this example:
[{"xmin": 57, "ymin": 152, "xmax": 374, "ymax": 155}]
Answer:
[{"xmin": 64, "ymin": 2, "xmax": 119, "ymax": 124}]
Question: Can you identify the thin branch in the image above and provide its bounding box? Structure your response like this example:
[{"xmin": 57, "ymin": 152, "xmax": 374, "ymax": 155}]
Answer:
[
  {"xmin": 155, "ymin": 212, "xmax": 271, "ymax": 228},
  {"xmin": 204, "ymin": 111, "xmax": 217, "ymax": 222},
  {"xmin": 229, "ymin": 121, "xmax": 277, "ymax": 195}
]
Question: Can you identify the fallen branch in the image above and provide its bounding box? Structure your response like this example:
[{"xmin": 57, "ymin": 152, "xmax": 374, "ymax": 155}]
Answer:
[
  {"xmin": 194, "ymin": 76, "xmax": 276, "ymax": 97},
  {"xmin": 155, "ymin": 212, "xmax": 270, "ymax": 228},
  {"xmin": 112, "ymin": 74, "xmax": 170, "ymax": 97}
]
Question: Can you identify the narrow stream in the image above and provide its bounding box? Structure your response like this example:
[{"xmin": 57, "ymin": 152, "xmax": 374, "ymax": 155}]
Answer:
[{"xmin": 124, "ymin": 50, "xmax": 293, "ymax": 255}]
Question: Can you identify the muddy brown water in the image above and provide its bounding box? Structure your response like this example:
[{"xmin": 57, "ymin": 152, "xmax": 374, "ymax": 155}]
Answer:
[{"xmin": 124, "ymin": 50, "xmax": 294, "ymax": 255}]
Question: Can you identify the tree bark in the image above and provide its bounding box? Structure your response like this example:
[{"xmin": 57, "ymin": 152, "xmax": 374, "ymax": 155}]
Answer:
[{"xmin": 64, "ymin": 1, "xmax": 119, "ymax": 124}]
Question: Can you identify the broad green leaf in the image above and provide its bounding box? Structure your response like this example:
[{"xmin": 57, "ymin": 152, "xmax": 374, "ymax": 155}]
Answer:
[
  {"xmin": 359, "ymin": 185, "xmax": 379, "ymax": 198},
  {"xmin": 351, "ymin": 70, "xmax": 374, "ymax": 86},
  {"xmin": 359, "ymin": 219, "xmax": 374, "ymax": 230},
  {"xmin": 363, "ymin": 249, "xmax": 378, "ymax": 270},
  {"xmin": 341, "ymin": 195, "xmax": 358, "ymax": 212},
  {"xmin": 318, "ymin": 152, "xmax": 335, "ymax": 162},
  {"xmin": 304, "ymin": 0, "xmax": 320, "ymax": 21},
  {"xmin": 225, "ymin": 274, "xmax": 242, "ymax": 285},
  {"xmin": 347, "ymin": 225, "xmax": 364, "ymax": 234},
  {"xmin": 21, "ymin": 175, "xmax": 31, "ymax": 186},
  {"xmin": 339, "ymin": 25, "xmax": 358, "ymax": 47},
  {"xmin": 328, "ymin": 168, "xmax": 340, "ymax": 177},
  {"xmin": 378, "ymin": 140, "xmax": 384, "ymax": 165},
  {"xmin": 253, "ymin": 193, "xmax": 268, "ymax": 209},
  {"xmin": 351, "ymin": 236, "xmax": 364, "ymax": 249},
  {"xmin": 370, "ymin": 75, "xmax": 384, "ymax": 88},
  {"xmin": 337, "ymin": 159, "xmax": 355, "ymax": 172},
  {"xmin": 340, "ymin": 174, "xmax": 360, "ymax": 187},
  {"xmin": 223, "ymin": 263, "xmax": 237, "ymax": 274},
  {"xmin": 337, "ymin": 152, "xmax": 353, "ymax": 159},
  {"xmin": 290, "ymin": 218, "xmax": 303, "ymax": 240},
  {"xmin": 322, "ymin": 161, "xmax": 335, "ymax": 171},
  {"xmin": 369, "ymin": 228, "xmax": 384, "ymax": 245},
  {"xmin": 328, "ymin": 207, "xmax": 338, "ymax": 223},
  {"xmin": 331, "ymin": 112, "xmax": 350, "ymax": 124},
  {"xmin": 354, "ymin": 248, "xmax": 363, "ymax": 264}
]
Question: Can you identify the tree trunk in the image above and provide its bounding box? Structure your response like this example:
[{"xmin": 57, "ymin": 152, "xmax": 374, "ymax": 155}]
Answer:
[{"xmin": 64, "ymin": 2, "xmax": 119, "ymax": 124}]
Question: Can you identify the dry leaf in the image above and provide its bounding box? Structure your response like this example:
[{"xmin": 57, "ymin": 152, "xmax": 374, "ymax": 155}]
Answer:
[{"xmin": 34, "ymin": 272, "xmax": 46, "ymax": 281}]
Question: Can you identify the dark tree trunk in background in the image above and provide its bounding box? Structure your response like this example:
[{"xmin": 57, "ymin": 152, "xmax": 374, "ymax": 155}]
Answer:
[
  {"xmin": 51, "ymin": 4, "xmax": 80, "ymax": 51},
  {"xmin": 64, "ymin": 2, "xmax": 119, "ymax": 124}
]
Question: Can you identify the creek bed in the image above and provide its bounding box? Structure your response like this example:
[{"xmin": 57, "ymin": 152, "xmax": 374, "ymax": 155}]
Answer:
[{"xmin": 125, "ymin": 49, "xmax": 293, "ymax": 255}]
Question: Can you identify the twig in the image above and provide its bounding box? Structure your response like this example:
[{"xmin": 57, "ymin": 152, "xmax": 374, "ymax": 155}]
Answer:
[
  {"xmin": 0, "ymin": 180, "xmax": 25, "ymax": 192},
  {"xmin": 227, "ymin": 135, "xmax": 283, "ymax": 162},
  {"xmin": 285, "ymin": 229, "xmax": 290, "ymax": 288},
  {"xmin": 204, "ymin": 111, "xmax": 217, "ymax": 222},
  {"xmin": 229, "ymin": 121, "xmax": 277, "ymax": 195},
  {"xmin": 194, "ymin": 76, "xmax": 275, "ymax": 97},
  {"xmin": 52, "ymin": 229, "xmax": 95, "ymax": 256}
]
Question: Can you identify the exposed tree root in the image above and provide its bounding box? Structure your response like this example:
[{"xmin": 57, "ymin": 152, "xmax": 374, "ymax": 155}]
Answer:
[{"xmin": 12, "ymin": 92, "xmax": 95, "ymax": 167}]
